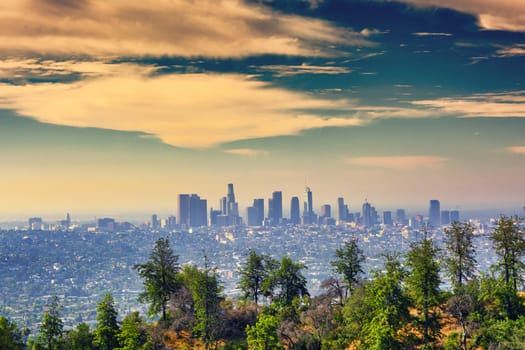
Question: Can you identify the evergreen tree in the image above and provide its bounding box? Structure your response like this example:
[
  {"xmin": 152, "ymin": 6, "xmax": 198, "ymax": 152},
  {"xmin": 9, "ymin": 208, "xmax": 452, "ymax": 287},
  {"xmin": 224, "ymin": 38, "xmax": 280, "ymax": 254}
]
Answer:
[
  {"xmin": 40, "ymin": 296, "xmax": 63, "ymax": 350},
  {"xmin": 117, "ymin": 312, "xmax": 152, "ymax": 350},
  {"xmin": 444, "ymin": 221, "xmax": 477, "ymax": 293},
  {"xmin": 330, "ymin": 239, "xmax": 365, "ymax": 298},
  {"xmin": 272, "ymin": 256, "xmax": 309, "ymax": 307},
  {"xmin": 406, "ymin": 235, "xmax": 442, "ymax": 346},
  {"xmin": 94, "ymin": 294, "xmax": 120, "ymax": 350},
  {"xmin": 489, "ymin": 216, "xmax": 525, "ymax": 319},
  {"xmin": 181, "ymin": 263, "xmax": 223, "ymax": 350},
  {"xmin": 64, "ymin": 323, "xmax": 93, "ymax": 350},
  {"xmin": 237, "ymin": 250, "xmax": 278, "ymax": 306},
  {"xmin": 0, "ymin": 316, "xmax": 25, "ymax": 350},
  {"xmin": 134, "ymin": 237, "xmax": 180, "ymax": 322}
]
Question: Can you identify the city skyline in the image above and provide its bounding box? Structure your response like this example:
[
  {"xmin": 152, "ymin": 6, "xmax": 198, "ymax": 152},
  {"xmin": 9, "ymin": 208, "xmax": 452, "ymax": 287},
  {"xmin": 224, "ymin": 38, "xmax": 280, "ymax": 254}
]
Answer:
[{"xmin": 0, "ymin": 0, "xmax": 524, "ymax": 217}]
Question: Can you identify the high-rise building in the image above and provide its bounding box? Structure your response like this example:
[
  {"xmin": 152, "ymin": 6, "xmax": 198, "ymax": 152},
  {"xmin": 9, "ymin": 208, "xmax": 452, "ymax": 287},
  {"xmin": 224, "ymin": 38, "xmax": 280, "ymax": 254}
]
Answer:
[
  {"xmin": 396, "ymin": 209, "xmax": 406, "ymax": 225},
  {"xmin": 320, "ymin": 204, "xmax": 331, "ymax": 218},
  {"xmin": 337, "ymin": 197, "xmax": 348, "ymax": 223},
  {"xmin": 247, "ymin": 206, "xmax": 259, "ymax": 226},
  {"xmin": 302, "ymin": 186, "xmax": 315, "ymax": 224},
  {"xmin": 429, "ymin": 199, "xmax": 441, "ymax": 228},
  {"xmin": 179, "ymin": 194, "xmax": 207, "ymax": 227},
  {"xmin": 28, "ymin": 217, "xmax": 43, "ymax": 231},
  {"xmin": 270, "ymin": 191, "xmax": 283, "ymax": 225},
  {"xmin": 450, "ymin": 210, "xmax": 460, "ymax": 223},
  {"xmin": 151, "ymin": 214, "xmax": 159, "ymax": 229},
  {"xmin": 290, "ymin": 196, "xmax": 301, "ymax": 224},
  {"xmin": 218, "ymin": 183, "xmax": 241, "ymax": 226},
  {"xmin": 362, "ymin": 201, "xmax": 372, "ymax": 227},
  {"xmin": 253, "ymin": 199, "xmax": 265, "ymax": 226},
  {"xmin": 383, "ymin": 211, "xmax": 393, "ymax": 226},
  {"xmin": 441, "ymin": 210, "xmax": 450, "ymax": 226}
]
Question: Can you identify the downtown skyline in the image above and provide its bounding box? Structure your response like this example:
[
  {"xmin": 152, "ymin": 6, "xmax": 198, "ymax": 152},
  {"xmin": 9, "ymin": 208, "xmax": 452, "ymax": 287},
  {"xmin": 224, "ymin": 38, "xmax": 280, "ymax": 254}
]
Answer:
[{"xmin": 0, "ymin": 0, "xmax": 524, "ymax": 217}]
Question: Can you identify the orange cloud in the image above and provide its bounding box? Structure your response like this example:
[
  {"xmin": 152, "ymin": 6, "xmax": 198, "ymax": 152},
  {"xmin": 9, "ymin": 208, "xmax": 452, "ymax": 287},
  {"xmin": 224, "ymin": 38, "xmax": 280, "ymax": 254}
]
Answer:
[{"xmin": 0, "ymin": 0, "xmax": 372, "ymax": 58}]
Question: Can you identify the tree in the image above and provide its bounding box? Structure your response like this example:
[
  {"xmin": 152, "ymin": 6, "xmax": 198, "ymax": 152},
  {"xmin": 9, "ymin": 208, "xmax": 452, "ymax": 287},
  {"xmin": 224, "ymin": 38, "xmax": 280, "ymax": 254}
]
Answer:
[
  {"xmin": 489, "ymin": 216, "xmax": 525, "ymax": 319},
  {"xmin": 94, "ymin": 294, "xmax": 120, "ymax": 350},
  {"xmin": 272, "ymin": 256, "xmax": 309, "ymax": 307},
  {"xmin": 134, "ymin": 237, "xmax": 180, "ymax": 323},
  {"xmin": 181, "ymin": 263, "xmax": 223, "ymax": 350},
  {"xmin": 330, "ymin": 240, "xmax": 365, "ymax": 298},
  {"xmin": 117, "ymin": 312, "xmax": 152, "ymax": 350},
  {"xmin": 246, "ymin": 313, "xmax": 283, "ymax": 350},
  {"xmin": 444, "ymin": 221, "xmax": 477, "ymax": 293},
  {"xmin": 446, "ymin": 294, "xmax": 474, "ymax": 350},
  {"xmin": 361, "ymin": 255, "xmax": 412, "ymax": 350},
  {"xmin": 63, "ymin": 323, "xmax": 93, "ymax": 350},
  {"xmin": 40, "ymin": 296, "xmax": 63, "ymax": 350},
  {"xmin": 0, "ymin": 316, "xmax": 25, "ymax": 350},
  {"xmin": 238, "ymin": 250, "xmax": 278, "ymax": 306},
  {"xmin": 406, "ymin": 235, "xmax": 442, "ymax": 345}
]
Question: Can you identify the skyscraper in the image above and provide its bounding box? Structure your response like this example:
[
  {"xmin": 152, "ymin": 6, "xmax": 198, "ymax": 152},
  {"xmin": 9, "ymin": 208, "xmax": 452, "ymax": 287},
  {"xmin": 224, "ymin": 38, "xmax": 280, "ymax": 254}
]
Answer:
[
  {"xmin": 337, "ymin": 197, "xmax": 347, "ymax": 223},
  {"xmin": 396, "ymin": 209, "xmax": 406, "ymax": 225},
  {"xmin": 429, "ymin": 199, "xmax": 441, "ymax": 228},
  {"xmin": 302, "ymin": 186, "xmax": 314, "ymax": 224},
  {"xmin": 450, "ymin": 210, "xmax": 460, "ymax": 223},
  {"xmin": 383, "ymin": 211, "xmax": 393, "ymax": 226},
  {"xmin": 179, "ymin": 194, "xmax": 207, "ymax": 227},
  {"xmin": 178, "ymin": 194, "xmax": 190, "ymax": 227},
  {"xmin": 253, "ymin": 198, "xmax": 265, "ymax": 226},
  {"xmin": 290, "ymin": 196, "xmax": 300, "ymax": 224},
  {"xmin": 441, "ymin": 210, "xmax": 450, "ymax": 226},
  {"xmin": 271, "ymin": 191, "xmax": 282, "ymax": 225},
  {"xmin": 362, "ymin": 201, "xmax": 372, "ymax": 227}
]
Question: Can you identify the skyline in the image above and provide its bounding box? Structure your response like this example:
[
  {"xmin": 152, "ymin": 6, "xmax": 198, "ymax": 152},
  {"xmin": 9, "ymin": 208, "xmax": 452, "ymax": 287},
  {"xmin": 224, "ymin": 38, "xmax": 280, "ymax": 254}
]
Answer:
[{"xmin": 1, "ymin": 0, "xmax": 524, "ymax": 217}]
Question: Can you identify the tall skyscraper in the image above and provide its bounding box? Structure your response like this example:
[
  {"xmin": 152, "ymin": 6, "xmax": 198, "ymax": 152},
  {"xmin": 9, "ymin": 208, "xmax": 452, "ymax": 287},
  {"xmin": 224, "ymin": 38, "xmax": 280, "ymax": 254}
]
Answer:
[
  {"xmin": 290, "ymin": 196, "xmax": 300, "ymax": 224},
  {"xmin": 396, "ymin": 209, "xmax": 406, "ymax": 225},
  {"xmin": 441, "ymin": 210, "xmax": 450, "ymax": 226},
  {"xmin": 383, "ymin": 211, "xmax": 393, "ymax": 226},
  {"xmin": 253, "ymin": 199, "xmax": 265, "ymax": 226},
  {"xmin": 429, "ymin": 199, "xmax": 441, "ymax": 228},
  {"xmin": 320, "ymin": 204, "xmax": 331, "ymax": 218},
  {"xmin": 362, "ymin": 201, "xmax": 372, "ymax": 227},
  {"xmin": 179, "ymin": 194, "xmax": 207, "ymax": 227},
  {"xmin": 337, "ymin": 197, "xmax": 349, "ymax": 223},
  {"xmin": 271, "ymin": 191, "xmax": 283, "ymax": 225},
  {"xmin": 302, "ymin": 186, "xmax": 314, "ymax": 224},
  {"xmin": 218, "ymin": 183, "xmax": 240, "ymax": 225}
]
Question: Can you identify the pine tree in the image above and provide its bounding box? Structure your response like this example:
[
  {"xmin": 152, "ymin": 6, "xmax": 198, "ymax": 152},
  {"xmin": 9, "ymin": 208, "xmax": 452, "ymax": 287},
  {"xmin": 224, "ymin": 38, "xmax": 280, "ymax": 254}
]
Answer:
[
  {"xmin": 94, "ymin": 294, "xmax": 120, "ymax": 350},
  {"xmin": 134, "ymin": 237, "xmax": 180, "ymax": 322},
  {"xmin": 237, "ymin": 250, "xmax": 278, "ymax": 306},
  {"xmin": 330, "ymin": 239, "xmax": 365, "ymax": 298},
  {"xmin": 40, "ymin": 296, "xmax": 63, "ymax": 350},
  {"xmin": 444, "ymin": 221, "xmax": 477, "ymax": 293}
]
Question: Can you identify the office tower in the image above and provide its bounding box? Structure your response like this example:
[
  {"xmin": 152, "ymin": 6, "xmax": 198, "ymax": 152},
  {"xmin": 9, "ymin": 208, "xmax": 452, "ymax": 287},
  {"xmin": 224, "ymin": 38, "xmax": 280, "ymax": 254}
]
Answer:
[
  {"xmin": 218, "ymin": 183, "xmax": 240, "ymax": 225},
  {"xmin": 383, "ymin": 211, "xmax": 393, "ymax": 226},
  {"xmin": 151, "ymin": 214, "xmax": 159, "ymax": 229},
  {"xmin": 396, "ymin": 209, "xmax": 406, "ymax": 225},
  {"xmin": 290, "ymin": 196, "xmax": 301, "ymax": 224},
  {"xmin": 179, "ymin": 194, "xmax": 207, "ymax": 227},
  {"xmin": 337, "ymin": 197, "xmax": 348, "ymax": 223},
  {"xmin": 209, "ymin": 209, "xmax": 222, "ymax": 226},
  {"xmin": 270, "ymin": 191, "xmax": 283, "ymax": 225},
  {"xmin": 253, "ymin": 199, "xmax": 265, "ymax": 226},
  {"xmin": 362, "ymin": 201, "xmax": 372, "ymax": 227},
  {"xmin": 178, "ymin": 194, "xmax": 190, "ymax": 227},
  {"xmin": 302, "ymin": 186, "xmax": 314, "ymax": 224},
  {"xmin": 450, "ymin": 210, "xmax": 460, "ymax": 223},
  {"xmin": 429, "ymin": 199, "xmax": 441, "ymax": 228},
  {"xmin": 320, "ymin": 204, "xmax": 331, "ymax": 218},
  {"xmin": 167, "ymin": 215, "xmax": 177, "ymax": 229},
  {"xmin": 246, "ymin": 206, "xmax": 258, "ymax": 226},
  {"xmin": 441, "ymin": 210, "xmax": 450, "ymax": 226}
]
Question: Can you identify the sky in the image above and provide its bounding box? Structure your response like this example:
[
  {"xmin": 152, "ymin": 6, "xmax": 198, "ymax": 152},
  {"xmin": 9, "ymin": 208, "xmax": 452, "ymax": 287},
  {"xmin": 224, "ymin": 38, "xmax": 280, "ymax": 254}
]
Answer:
[{"xmin": 0, "ymin": 0, "xmax": 524, "ymax": 220}]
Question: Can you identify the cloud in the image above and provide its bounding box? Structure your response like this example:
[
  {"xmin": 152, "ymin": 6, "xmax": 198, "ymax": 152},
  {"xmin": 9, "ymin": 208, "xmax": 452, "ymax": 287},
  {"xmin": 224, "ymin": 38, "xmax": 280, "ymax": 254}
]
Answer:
[
  {"xmin": 495, "ymin": 45, "xmax": 525, "ymax": 57},
  {"xmin": 256, "ymin": 63, "xmax": 351, "ymax": 77},
  {"xmin": 411, "ymin": 91, "xmax": 525, "ymax": 118},
  {"xmin": 412, "ymin": 32, "xmax": 453, "ymax": 36},
  {"xmin": 506, "ymin": 146, "xmax": 525, "ymax": 155},
  {"xmin": 399, "ymin": 0, "xmax": 525, "ymax": 32},
  {"xmin": 345, "ymin": 155, "xmax": 448, "ymax": 170},
  {"xmin": 0, "ymin": 0, "xmax": 373, "ymax": 58},
  {"xmin": 0, "ymin": 61, "xmax": 367, "ymax": 148},
  {"xmin": 224, "ymin": 148, "xmax": 269, "ymax": 157}
]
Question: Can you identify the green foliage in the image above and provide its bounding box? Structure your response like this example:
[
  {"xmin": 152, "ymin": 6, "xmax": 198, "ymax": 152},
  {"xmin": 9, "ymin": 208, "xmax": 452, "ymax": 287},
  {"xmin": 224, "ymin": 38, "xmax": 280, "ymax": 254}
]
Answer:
[
  {"xmin": 134, "ymin": 237, "xmax": 180, "ymax": 322},
  {"xmin": 40, "ymin": 296, "xmax": 63, "ymax": 350},
  {"xmin": 94, "ymin": 293, "xmax": 120, "ymax": 350},
  {"xmin": 0, "ymin": 316, "xmax": 25, "ymax": 350},
  {"xmin": 489, "ymin": 216, "xmax": 525, "ymax": 319},
  {"xmin": 472, "ymin": 316, "xmax": 525, "ymax": 349},
  {"xmin": 444, "ymin": 222, "xmax": 477, "ymax": 293},
  {"xmin": 237, "ymin": 250, "xmax": 278, "ymax": 306},
  {"xmin": 62, "ymin": 323, "xmax": 94, "ymax": 350},
  {"xmin": 246, "ymin": 313, "xmax": 283, "ymax": 350},
  {"xmin": 116, "ymin": 311, "xmax": 152, "ymax": 350},
  {"xmin": 406, "ymin": 236, "xmax": 442, "ymax": 345},
  {"xmin": 330, "ymin": 240, "xmax": 365, "ymax": 298},
  {"xmin": 271, "ymin": 256, "xmax": 309, "ymax": 308},
  {"xmin": 181, "ymin": 264, "xmax": 223, "ymax": 349}
]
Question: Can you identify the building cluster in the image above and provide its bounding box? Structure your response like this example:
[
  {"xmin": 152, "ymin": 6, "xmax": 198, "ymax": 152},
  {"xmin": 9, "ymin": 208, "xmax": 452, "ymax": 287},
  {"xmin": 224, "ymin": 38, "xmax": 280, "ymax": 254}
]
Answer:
[{"xmin": 23, "ymin": 184, "xmax": 462, "ymax": 233}]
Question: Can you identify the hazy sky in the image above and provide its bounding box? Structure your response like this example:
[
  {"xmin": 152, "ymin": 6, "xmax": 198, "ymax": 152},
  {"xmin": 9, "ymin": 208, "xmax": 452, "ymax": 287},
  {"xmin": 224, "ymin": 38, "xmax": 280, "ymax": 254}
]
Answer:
[{"xmin": 1, "ymin": 0, "xmax": 524, "ymax": 219}]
